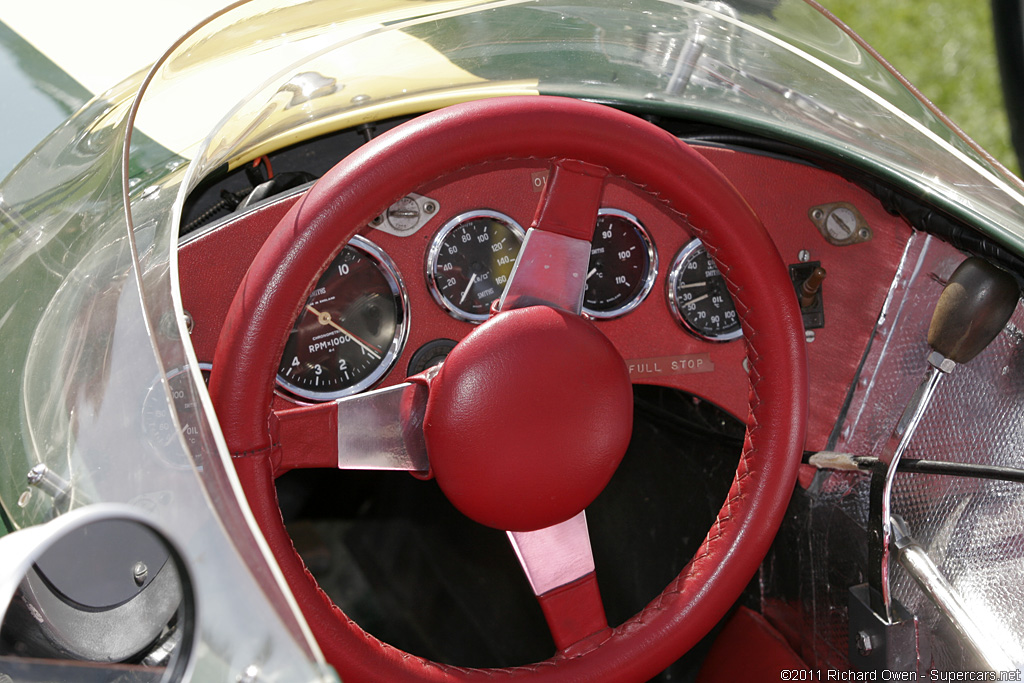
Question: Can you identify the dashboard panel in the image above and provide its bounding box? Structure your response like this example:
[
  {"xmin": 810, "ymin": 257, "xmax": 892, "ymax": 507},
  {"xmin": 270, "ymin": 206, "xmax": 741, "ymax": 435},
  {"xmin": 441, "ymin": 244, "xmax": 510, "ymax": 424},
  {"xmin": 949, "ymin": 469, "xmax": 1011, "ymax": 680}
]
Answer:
[{"xmin": 178, "ymin": 143, "xmax": 913, "ymax": 452}]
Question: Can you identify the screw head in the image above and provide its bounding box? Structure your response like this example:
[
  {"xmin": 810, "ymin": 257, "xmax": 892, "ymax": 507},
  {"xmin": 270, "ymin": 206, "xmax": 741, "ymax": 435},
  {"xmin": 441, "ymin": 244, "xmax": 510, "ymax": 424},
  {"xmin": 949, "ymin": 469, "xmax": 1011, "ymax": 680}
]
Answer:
[
  {"xmin": 856, "ymin": 630, "xmax": 874, "ymax": 656},
  {"xmin": 132, "ymin": 562, "xmax": 149, "ymax": 586},
  {"xmin": 27, "ymin": 463, "xmax": 48, "ymax": 484}
]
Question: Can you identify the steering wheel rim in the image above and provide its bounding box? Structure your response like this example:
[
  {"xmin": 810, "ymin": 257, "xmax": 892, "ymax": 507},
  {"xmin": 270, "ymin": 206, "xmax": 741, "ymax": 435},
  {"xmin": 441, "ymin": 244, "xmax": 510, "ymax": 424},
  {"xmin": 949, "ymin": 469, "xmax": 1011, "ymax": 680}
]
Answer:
[{"xmin": 209, "ymin": 96, "xmax": 808, "ymax": 682}]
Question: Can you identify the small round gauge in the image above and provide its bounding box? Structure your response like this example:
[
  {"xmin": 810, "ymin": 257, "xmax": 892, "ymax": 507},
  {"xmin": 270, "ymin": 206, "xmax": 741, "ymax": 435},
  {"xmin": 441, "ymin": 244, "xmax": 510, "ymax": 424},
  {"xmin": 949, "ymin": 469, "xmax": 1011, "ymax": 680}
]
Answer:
[
  {"xmin": 142, "ymin": 366, "xmax": 209, "ymax": 456},
  {"xmin": 667, "ymin": 239, "xmax": 742, "ymax": 342},
  {"xmin": 426, "ymin": 210, "xmax": 525, "ymax": 322},
  {"xmin": 583, "ymin": 209, "xmax": 657, "ymax": 318},
  {"xmin": 142, "ymin": 363, "xmax": 212, "ymax": 467},
  {"xmin": 277, "ymin": 235, "xmax": 408, "ymax": 401}
]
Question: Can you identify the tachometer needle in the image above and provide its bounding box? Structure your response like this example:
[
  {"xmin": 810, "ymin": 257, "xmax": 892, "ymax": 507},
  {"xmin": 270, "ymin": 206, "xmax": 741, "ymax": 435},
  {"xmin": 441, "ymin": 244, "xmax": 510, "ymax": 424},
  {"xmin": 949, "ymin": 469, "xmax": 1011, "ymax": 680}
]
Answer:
[
  {"xmin": 459, "ymin": 273, "xmax": 478, "ymax": 305},
  {"xmin": 305, "ymin": 305, "xmax": 382, "ymax": 359}
]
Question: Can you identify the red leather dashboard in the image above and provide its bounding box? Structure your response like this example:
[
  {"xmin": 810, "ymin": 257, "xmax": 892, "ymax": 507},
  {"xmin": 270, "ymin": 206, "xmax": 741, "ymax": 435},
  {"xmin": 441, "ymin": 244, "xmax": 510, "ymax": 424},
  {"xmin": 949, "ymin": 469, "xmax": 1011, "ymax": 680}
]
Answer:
[{"xmin": 179, "ymin": 143, "xmax": 912, "ymax": 451}]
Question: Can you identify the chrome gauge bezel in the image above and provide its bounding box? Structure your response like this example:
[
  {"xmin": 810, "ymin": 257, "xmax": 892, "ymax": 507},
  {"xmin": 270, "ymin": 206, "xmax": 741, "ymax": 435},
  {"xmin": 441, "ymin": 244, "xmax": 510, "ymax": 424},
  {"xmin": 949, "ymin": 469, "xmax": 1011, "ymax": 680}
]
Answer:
[
  {"xmin": 582, "ymin": 208, "xmax": 658, "ymax": 320},
  {"xmin": 666, "ymin": 238, "xmax": 743, "ymax": 342},
  {"xmin": 275, "ymin": 234, "xmax": 409, "ymax": 402},
  {"xmin": 425, "ymin": 209, "xmax": 526, "ymax": 323}
]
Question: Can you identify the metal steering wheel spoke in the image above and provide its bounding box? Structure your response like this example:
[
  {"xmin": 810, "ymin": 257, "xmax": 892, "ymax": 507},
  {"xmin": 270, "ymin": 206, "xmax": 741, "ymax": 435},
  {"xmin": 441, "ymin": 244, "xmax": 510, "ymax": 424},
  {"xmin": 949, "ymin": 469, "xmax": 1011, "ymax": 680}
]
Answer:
[
  {"xmin": 334, "ymin": 381, "xmax": 430, "ymax": 473},
  {"xmin": 498, "ymin": 159, "xmax": 607, "ymax": 314},
  {"xmin": 495, "ymin": 160, "xmax": 614, "ymax": 651},
  {"xmin": 272, "ymin": 381, "xmax": 430, "ymax": 476},
  {"xmin": 507, "ymin": 511, "xmax": 610, "ymax": 651}
]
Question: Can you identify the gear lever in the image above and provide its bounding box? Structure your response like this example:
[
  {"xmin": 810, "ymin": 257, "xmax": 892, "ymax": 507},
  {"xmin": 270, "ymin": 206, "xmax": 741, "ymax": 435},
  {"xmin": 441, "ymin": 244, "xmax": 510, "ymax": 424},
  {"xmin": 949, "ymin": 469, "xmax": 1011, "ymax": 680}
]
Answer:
[{"xmin": 870, "ymin": 257, "xmax": 1019, "ymax": 623}]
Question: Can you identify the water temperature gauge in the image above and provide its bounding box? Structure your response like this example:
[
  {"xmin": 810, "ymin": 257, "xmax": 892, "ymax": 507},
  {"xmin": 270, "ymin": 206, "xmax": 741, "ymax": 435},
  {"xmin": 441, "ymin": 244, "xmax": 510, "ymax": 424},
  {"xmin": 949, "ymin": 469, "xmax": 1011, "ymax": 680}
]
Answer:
[{"xmin": 583, "ymin": 209, "xmax": 657, "ymax": 319}]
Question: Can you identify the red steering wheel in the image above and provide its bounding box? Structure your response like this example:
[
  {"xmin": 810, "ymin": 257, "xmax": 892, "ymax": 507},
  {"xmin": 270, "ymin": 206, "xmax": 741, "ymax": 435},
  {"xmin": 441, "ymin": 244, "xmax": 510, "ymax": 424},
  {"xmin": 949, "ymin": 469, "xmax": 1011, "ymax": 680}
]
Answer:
[{"xmin": 209, "ymin": 96, "xmax": 808, "ymax": 682}]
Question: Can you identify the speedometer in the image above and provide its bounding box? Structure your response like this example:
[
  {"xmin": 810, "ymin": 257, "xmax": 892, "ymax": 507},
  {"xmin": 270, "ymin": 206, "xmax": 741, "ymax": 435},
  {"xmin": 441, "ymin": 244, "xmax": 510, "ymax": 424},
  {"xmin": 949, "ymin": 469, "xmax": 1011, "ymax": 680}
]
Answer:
[
  {"xmin": 277, "ymin": 236, "xmax": 408, "ymax": 401},
  {"xmin": 426, "ymin": 210, "xmax": 525, "ymax": 322},
  {"xmin": 667, "ymin": 239, "xmax": 742, "ymax": 342}
]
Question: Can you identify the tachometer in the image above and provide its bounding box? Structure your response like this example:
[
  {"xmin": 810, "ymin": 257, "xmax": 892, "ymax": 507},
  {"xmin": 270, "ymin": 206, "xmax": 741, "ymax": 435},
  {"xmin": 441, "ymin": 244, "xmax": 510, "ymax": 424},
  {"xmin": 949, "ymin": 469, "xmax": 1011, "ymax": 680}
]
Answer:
[
  {"xmin": 277, "ymin": 236, "xmax": 408, "ymax": 401},
  {"xmin": 583, "ymin": 209, "xmax": 657, "ymax": 318},
  {"xmin": 667, "ymin": 239, "xmax": 742, "ymax": 342},
  {"xmin": 426, "ymin": 210, "xmax": 525, "ymax": 322}
]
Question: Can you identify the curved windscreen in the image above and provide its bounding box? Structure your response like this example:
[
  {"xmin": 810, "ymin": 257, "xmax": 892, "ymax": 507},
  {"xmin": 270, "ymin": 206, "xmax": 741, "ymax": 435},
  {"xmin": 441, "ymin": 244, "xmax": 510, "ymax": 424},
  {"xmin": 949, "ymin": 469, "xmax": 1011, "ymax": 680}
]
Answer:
[{"xmin": 129, "ymin": 0, "xmax": 1024, "ymax": 253}]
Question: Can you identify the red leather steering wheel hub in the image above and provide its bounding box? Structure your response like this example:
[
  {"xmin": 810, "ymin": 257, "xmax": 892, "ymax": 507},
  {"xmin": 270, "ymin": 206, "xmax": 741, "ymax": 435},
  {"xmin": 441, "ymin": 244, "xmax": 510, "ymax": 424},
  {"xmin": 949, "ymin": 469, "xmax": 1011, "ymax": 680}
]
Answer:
[
  {"xmin": 210, "ymin": 95, "xmax": 809, "ymax": 683},
  {"xmin": 424, "ymin": 305, "xmax": 633, "ymax": 532}
]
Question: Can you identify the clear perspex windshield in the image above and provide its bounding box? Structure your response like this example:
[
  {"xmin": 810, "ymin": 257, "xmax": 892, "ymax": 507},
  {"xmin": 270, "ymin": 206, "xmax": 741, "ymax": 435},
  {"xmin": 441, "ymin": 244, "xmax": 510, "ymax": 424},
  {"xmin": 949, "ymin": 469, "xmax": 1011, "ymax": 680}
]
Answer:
[{"xmin": 0, "ymin": 0, "xmax": 1023, "ymax": 679}]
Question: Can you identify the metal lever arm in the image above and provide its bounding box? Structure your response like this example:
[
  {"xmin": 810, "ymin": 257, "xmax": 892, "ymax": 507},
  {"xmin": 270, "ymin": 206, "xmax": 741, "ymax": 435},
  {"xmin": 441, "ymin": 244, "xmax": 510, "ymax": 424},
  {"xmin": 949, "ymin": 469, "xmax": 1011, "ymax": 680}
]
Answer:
[{"xmin": 869, "ymin": 257, "xmax": 1019, "ymax": 623}]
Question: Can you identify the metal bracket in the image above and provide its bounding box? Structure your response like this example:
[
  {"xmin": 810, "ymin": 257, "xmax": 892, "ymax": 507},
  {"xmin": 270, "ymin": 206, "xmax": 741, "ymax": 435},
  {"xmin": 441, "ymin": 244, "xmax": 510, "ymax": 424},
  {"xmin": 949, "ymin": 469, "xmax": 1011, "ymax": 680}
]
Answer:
[{"xmin": 848, "ymin": 583, "xmax": 922, "ymax": 672}]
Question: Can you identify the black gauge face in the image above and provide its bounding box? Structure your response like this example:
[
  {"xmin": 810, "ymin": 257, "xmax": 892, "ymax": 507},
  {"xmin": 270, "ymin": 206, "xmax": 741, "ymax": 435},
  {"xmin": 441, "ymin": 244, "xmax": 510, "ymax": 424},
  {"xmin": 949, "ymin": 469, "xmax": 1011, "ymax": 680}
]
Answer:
[
  {"xmin": 583, "ymin": 209, "xmax": 657, "ymax": 318},
  {"xmin": 427, "ymin": 210, "xmax": 525, "ymax": 322},
  {"xmin": 667, "ymin": 239, "xmax": 742, "ymax": 341},
  {"xmin": 277, "ymin": 236, "xmax": 407, "ymax": 401}
]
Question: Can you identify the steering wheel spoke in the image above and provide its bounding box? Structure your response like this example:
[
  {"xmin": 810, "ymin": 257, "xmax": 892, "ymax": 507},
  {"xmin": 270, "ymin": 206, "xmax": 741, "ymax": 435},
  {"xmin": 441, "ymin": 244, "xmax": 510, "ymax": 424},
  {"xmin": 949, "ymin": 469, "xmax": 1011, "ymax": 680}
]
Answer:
[
  {"xmin": 273, "ymin": 382, "xmax": 430, "ymax": 476},
  {"xmin": 508, "ymin": 511, "xmax": 610, "ymax": 651},
  {"xmin": 498, "ymin": 160, "xmax": 607, "ymax": 314}
]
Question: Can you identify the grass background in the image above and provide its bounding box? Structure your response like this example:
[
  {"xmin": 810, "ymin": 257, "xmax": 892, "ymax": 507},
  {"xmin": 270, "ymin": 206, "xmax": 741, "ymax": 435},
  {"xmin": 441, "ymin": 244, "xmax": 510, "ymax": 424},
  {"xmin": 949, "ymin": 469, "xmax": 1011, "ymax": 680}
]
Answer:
[{"xmin": 819, "ymin": 0, "xmax": 1019, "ymax": 176}]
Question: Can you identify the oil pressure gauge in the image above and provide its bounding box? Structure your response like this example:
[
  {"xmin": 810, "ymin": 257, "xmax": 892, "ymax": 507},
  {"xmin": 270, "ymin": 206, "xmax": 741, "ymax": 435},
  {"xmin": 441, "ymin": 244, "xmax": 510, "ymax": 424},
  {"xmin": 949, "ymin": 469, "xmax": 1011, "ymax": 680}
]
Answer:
[{"xmin": 667, "ymin": 239, "xmax": 742, "ymax": 342}]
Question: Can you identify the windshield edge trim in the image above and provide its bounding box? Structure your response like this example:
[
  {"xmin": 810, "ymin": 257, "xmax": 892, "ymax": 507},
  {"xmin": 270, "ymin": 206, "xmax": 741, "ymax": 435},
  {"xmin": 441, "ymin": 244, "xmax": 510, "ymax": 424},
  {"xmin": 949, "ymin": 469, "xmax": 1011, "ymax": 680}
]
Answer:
[{"xmin": 118, "ymin": 0, "xmax": 327, "ymax": 665}]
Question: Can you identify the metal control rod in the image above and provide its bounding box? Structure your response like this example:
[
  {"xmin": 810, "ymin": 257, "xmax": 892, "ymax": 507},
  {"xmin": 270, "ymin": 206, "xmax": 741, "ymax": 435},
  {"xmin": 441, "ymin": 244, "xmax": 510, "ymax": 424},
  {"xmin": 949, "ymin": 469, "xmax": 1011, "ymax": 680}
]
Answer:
[
  {"xmin": 820, "ymin": 453, "xmax": 1024, "ymax": 484},
  {"xmin": 871, "ymin": 356, "xmax": 948, "ymax": 622}
]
